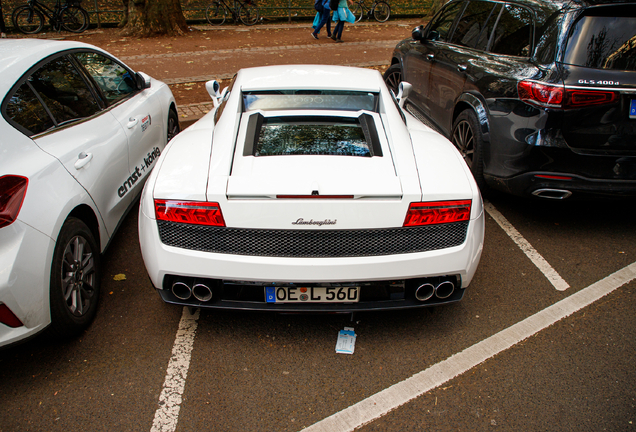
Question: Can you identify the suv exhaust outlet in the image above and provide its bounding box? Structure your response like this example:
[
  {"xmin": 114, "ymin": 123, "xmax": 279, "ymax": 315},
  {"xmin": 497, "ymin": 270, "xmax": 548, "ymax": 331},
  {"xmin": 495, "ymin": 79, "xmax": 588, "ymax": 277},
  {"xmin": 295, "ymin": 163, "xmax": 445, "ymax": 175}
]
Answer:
[{"xmin": 532, "ymin": 189, "xmax": 572, "ymax": 200}]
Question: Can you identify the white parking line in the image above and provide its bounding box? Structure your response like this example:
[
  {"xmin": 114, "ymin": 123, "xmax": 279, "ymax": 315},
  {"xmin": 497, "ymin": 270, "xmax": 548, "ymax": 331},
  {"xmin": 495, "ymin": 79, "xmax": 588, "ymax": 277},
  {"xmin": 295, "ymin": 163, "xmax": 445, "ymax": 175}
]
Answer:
[
  {"xmin": 301, "ymin": 261, "xmax": 636, "ymax": 432},
  {"xmin": 151, "ymin": 307, "xmax": 200, "ymax": 432},
  {"xmin": 484, "ymin": 201, "xmax": 570, "ymax": 291}
]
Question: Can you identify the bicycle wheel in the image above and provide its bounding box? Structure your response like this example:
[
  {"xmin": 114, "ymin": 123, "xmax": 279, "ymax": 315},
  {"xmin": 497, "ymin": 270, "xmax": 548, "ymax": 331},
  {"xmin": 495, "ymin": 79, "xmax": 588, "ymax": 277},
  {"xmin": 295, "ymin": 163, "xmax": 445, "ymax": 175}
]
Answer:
[
  {"xmin": 351, "ymin": 2, "xmax": 363, "ymax": 23},
  {"xmin": 239, "ymin": 3, "xmax": 259, "ymax": 26},
  {"xmin": 373, "ymin": 1, "xmax": 390, "ymax": 22},
  {"xmin": 13, "ymin": 6, "xmax": 44, "ymax": 34},
  {"xmin": 60, "ymin": 6, "xmax": 89, "ymax": 33},
  {"xmin": 206, "ymin": 2, "xmax": 227, "ymax": 25}
]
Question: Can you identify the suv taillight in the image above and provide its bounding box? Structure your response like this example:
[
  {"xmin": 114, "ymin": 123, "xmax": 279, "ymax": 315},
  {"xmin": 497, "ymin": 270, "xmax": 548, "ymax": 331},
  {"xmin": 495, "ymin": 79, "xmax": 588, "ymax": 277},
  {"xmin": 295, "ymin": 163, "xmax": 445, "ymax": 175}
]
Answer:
[
  {"xmin": 155, "ymin": 200, "xmax": 226, "ymax": 227},
  {"xmin": 403, "ymin": 200, "xmax": 471, "ymax": 227},
  {"xmin": 518, "ymin": 81, "xmax": 618, "ymax": 109},
  {"xmin": 0, "ymin": 175, "xmax": 28, "ymax": 229}
]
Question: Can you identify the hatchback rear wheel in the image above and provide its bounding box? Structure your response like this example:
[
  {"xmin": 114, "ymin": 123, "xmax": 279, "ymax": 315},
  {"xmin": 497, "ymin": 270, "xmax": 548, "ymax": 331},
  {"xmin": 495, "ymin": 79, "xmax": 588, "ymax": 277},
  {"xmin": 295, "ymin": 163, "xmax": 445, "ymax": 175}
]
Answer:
[{"xmin": 48, "ymin": 218, "xmax": 100, "ymax": 338}]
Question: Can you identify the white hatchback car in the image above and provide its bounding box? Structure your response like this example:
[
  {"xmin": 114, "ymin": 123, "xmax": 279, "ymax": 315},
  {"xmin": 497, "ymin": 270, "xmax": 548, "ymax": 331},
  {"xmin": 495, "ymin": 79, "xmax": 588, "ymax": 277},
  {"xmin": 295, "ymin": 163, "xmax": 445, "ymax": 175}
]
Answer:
[
  {"xmin": 139, "ymin": 65, "xmax": 484, "ymax": 313},
  {"xmin": 0, "ymin": 39, "xmax": 178, "ymax": 347}
]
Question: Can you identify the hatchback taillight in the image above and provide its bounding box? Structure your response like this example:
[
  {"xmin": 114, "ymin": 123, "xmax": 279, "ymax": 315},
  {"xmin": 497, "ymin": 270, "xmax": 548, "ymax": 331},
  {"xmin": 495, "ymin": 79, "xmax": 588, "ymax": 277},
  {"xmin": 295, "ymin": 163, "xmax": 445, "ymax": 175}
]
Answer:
[
  {"xmin": 155, "ymin": 200, "xmax": 226, "ymax": 227},
  {"xmin": 0, "ymin": 304, "xmax": 23, "ymax": 328},
  {"xmin": 0, "ymin": 175, "xmax": 28, "ymax": 229},
  {"xmin": 403, "ymin": 200, "xmax": 471, "ymax": 227},
  {"xmin": 518, "ymin": 81, "xmax": 618, "ymax": 109}
]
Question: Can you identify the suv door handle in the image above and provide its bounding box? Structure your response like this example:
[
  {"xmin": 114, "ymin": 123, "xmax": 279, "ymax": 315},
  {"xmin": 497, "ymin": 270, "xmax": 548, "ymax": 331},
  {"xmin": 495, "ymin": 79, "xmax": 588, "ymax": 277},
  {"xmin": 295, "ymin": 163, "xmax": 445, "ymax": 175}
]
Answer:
[
  {"xmin": 426, "ymin": 54, "xmax": 434, "ymax": 60},
  {"xmin": 457, "ymin": 64, "xmax": 468, "ymax": 72}
]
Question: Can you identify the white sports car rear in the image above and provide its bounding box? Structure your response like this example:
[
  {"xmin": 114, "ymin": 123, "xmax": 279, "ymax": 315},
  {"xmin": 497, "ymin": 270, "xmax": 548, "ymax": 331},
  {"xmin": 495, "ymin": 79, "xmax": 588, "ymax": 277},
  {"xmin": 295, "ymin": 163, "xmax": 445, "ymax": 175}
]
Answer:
[{"xmin": 139, "ymin": 65, "xmax": 484, "ymax": 312}]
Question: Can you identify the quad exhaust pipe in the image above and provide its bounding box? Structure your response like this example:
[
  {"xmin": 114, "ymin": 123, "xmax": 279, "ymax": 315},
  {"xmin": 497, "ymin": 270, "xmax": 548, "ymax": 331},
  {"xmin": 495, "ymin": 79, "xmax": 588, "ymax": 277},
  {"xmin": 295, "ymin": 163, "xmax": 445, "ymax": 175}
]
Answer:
[
  {"xmin": 171, "ymin": 280, "xmax": 214, "ymax": 302},
  {"xmin": 415, "ymin": 280, "xmax": 456, "ymax": 301}
]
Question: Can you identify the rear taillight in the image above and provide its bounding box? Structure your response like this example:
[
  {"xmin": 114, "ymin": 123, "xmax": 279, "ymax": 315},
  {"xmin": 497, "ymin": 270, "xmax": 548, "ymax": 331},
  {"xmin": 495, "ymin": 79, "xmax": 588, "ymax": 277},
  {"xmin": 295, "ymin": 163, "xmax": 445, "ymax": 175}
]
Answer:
[
  {"xmin": 565, "ymin": 89, "xmax": 618, "ymax": 107},
  {"xmin": 518, "ymin": 81, "xmax": 618, "ymax": 109},
  {"xmin": 0, "ymin": 304, "xmax": 23, "ymax": 328},
  {"xmin": 155, "ymin": 200, "xmax": 226, "ymax": 227},
  {"xmin": 0, "ymin": 175, "xmax": 28, "ymax": 229},
  {"xmin": 518, "ymin": 81, "xmax": 563, "ymax": 107},
  {"xmin": 403, "ymin": 200, "xmax": 471, "ymax": 227}
]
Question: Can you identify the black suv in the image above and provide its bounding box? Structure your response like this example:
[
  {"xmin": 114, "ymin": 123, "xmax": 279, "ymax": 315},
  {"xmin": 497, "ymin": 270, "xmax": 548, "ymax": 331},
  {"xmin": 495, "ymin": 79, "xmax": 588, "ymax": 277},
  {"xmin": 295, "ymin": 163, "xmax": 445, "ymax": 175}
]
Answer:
[{"xmin": 385, "ymin": 0, "xmax": 636, "ymax": 199}]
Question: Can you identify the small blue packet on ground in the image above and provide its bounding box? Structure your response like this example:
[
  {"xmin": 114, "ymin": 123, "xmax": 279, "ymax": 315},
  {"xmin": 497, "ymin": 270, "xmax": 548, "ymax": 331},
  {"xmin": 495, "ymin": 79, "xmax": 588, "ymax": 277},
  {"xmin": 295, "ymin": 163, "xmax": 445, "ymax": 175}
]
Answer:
[{"xmin": 335, "ymin": 327, "xmax": 356, "ymax": 354}]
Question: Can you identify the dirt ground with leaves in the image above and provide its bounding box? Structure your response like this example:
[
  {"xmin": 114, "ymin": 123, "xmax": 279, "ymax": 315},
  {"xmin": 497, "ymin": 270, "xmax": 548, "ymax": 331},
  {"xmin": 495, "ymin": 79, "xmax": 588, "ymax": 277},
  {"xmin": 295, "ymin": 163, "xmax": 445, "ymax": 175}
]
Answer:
[{"xmin": 18, "ymin": 20, "xmax": 422, "ymax": 107}]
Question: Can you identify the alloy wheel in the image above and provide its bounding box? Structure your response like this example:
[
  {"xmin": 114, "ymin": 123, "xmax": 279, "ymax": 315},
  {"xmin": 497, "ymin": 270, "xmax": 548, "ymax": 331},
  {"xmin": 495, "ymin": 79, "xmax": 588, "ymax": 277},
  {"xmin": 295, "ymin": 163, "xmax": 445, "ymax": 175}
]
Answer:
[
  {"xmin": 452, "ymin": 119, "xmax": 475, "ymax": 168},
  {"xmin": 61, "ymin": 235, "xmax": 96, "ymax": 317}
]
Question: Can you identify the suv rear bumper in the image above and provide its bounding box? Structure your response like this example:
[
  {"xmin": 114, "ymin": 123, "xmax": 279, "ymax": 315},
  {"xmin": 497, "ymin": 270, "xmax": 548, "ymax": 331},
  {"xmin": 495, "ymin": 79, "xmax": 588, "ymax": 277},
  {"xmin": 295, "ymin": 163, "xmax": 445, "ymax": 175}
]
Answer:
[{"xmin": 486, "ymin": 172, "xmax": 636, "ymax": 199}]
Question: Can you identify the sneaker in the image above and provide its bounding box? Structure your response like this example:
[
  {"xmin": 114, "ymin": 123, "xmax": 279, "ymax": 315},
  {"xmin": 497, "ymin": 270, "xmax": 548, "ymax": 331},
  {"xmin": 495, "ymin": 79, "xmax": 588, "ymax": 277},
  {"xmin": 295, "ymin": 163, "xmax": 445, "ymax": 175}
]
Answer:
[
  {"xmin": 330, "ymin": 34, "xmax": 337, "ymax": 41},
  {"xmin": 310, "ymin": 32, "xmax": 318, "ymax": 40},
  {"xmin": 336, "ymin": 38, "xmax": 343, "ymax": 43}
]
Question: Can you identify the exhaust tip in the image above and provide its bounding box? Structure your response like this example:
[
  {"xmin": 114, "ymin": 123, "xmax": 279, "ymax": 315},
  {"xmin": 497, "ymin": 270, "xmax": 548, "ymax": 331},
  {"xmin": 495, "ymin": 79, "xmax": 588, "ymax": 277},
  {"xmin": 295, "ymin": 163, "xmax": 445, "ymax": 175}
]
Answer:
[
  {"xmin": 172, "ymin": 281, "xmax": 192, "ymax": 300},
  {"xmin": 532, "ymin": 188, "xmax": 572, "ymax": 200},
  {"xmin": 415, "ymin": 283, "xmax": 435, "ymax": 302},
  {"xmin": 192, "ymin": 282, "xmax": 213, "ymax": 302},
  {"xmin": 435, "ymin": 281, "xmax": 455, "ymax": 299}
]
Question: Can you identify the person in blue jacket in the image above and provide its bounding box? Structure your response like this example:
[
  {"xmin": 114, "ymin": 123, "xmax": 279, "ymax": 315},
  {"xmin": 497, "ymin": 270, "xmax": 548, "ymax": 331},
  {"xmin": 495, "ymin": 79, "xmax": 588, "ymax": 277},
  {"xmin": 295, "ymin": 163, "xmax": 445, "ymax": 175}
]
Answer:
[
  {"xmin": 311, "ymin": 0, "xmax": 332, "ymax": 39},
  {"xmin": 331, "ymin": 0, "xmax": 355, "ymax": 43}
]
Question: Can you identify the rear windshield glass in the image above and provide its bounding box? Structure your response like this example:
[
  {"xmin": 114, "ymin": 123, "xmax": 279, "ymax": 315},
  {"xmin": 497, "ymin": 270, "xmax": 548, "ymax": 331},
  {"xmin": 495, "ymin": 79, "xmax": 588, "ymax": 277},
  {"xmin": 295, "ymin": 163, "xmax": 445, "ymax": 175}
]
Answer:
[
  {"xmin": 243, "ymin": 90, "xmax": 378, "ymax": 112},
  {"xmin": 563, "ymin": 7, "xmax": 636, "ymax": 71},
  {"xmin": 244, "ymin": 115, "xmax": 382, "ymax": 157}
]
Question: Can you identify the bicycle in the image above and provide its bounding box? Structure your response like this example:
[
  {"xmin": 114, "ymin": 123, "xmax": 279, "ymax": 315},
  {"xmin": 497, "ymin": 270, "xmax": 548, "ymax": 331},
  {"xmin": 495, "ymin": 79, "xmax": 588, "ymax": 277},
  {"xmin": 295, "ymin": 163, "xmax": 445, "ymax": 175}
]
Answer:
[
  {"xmin": 12, "ymin": 0, "xmax": 89, "ymax": 34},
  {"xmin": 350, "ymin": 0, "xmax": 390, "ymax": 23},
  {"xmin": 205, "ymin": 0, "xmax": 259, "ymax": 26}
]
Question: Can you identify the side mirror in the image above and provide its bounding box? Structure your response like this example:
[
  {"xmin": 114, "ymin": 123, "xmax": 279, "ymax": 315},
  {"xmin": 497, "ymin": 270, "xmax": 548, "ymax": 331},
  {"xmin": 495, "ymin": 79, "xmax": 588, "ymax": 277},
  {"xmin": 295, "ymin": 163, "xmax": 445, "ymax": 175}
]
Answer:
[
  {"xmin": 412, "ymin": 25, "xmax": 424, "ymax": 41},
  {"xmin": 135, "ymin": 72, "xmax": 151, "ymax": 89},
  {"xmin": 206, "ymin": 80, "xmax": 224, "ymax": 107},
  {"xmin": 396, "ymin": 82, "xmax": 412, "ymax": 108}
]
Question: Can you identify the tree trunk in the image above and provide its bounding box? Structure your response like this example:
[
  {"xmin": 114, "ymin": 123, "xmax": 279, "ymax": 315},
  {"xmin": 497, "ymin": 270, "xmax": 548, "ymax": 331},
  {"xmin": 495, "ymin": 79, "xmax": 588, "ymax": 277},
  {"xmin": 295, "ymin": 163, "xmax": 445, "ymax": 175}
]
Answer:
[{"xmin": 120, "ymin": 0, "xmax": 188, "ymax": 37}]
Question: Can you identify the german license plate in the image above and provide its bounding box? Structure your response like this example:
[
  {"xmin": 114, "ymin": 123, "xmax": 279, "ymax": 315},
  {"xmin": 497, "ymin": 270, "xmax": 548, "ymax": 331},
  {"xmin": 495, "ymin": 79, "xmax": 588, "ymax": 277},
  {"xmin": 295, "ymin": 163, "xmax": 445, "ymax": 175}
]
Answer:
[
  {"xmin": 630, "ymin": 99, "xmax": 636, "ymax": 119},
  {"xmin": 265, "ymin": 286, "xmax": 360, "ymax": 303}
]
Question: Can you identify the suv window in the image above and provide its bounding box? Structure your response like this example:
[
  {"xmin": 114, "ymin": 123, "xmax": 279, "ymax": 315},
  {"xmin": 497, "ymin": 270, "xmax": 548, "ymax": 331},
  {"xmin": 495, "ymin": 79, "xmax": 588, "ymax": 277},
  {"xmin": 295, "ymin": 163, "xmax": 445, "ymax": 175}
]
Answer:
[
  {"xmin": 450, "ymin": 0, "xmax": 501, "ymax": 50},
  {"xmin": 75, "ymin": 52, "xmax": 137, "ymax": 105},
  {"xmin": 562, "ymin": 6, "xmax": 636, "ymax": 71},
  {"xmin": 428, "ymin": 1, "xmax": 465, "ymax": 42},
  {"xmin": 490, "ymin": 3, "xmax": 533, "ymax": 57}
]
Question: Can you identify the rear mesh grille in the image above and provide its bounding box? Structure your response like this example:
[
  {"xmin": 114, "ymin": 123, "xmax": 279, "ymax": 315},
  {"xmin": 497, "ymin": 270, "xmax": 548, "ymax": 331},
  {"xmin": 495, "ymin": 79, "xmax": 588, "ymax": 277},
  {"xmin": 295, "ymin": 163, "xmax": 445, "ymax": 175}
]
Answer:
[{"xmin": 157, "ymin": 221, "xmax": 469, "ymax": 257}]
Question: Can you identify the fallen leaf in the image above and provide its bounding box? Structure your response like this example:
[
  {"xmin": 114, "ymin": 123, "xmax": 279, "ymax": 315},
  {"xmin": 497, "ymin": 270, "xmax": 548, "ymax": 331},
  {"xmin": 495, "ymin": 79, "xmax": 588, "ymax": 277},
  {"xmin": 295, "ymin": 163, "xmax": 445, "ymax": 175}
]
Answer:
[{"xmin": 113, "ymin": 274, "xmax": 126, "ymax": 281}]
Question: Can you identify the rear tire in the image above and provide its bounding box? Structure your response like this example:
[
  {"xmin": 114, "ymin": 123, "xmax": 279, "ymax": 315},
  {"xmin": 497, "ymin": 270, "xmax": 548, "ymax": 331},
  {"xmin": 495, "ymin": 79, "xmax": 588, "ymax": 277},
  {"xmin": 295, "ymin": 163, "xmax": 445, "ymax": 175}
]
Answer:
[
  {"xmin": 13, "ymin": 6, "xmax": 44, "ymax": 34},
  {"xmin": 373, "ymin": 1, "xmax": 390, "ymax": 22},
  {"xmin": 383, "ymin": 63, "xmax": 402, "ymax": 96},
  {"xmin": 48, "ymin": 218, "xmax": 101, "ymax": 339},
  {"xmin": 351, "ymin": 2, "xmax": 363, "ymax": 23},
  {"xmin": 206, "ymin": 2, "xmax": 227, "ymax": 25},
  {"xmin": 451, "ymin": 109, "xmax": 487, "ymax": 191},
  {"xmin": 60, "ymin": 6, "xmax": 89, "ymax": 33},
  {"xmin": 239, "ymin": 3, "xmax": 259, "ymax": 26}
]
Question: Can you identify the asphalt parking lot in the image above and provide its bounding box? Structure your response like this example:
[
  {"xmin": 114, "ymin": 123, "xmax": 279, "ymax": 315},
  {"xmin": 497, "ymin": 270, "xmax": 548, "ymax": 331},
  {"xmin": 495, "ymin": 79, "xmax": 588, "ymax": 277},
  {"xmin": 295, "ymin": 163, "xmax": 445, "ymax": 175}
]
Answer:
[
  {"xmin": 2, "ymin": 188, "xmax": 634, "ymax": 431},
  {"xmin": 1, "ymin": 22, "xmax": 636, "ymax": 432}
]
